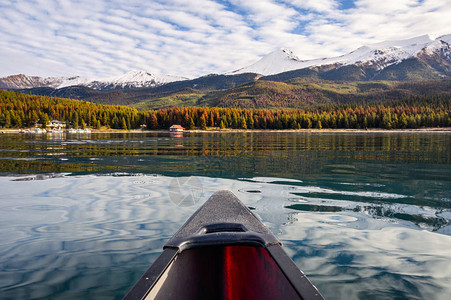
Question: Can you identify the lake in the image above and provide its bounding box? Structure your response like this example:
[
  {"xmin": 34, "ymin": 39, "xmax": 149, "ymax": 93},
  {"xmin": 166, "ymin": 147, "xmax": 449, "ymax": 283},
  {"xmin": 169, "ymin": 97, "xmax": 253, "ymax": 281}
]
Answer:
[{"xmin": 0, "ymin": 131, "xmax": 450, "ymax": 299}]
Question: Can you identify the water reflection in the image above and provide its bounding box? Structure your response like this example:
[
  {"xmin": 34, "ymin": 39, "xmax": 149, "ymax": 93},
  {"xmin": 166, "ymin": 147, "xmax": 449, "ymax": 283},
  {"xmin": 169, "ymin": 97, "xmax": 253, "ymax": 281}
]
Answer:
[
  {"xmin": 1, "ymin": 175, "xmax": 449, "ymax": 299},
  {"xmin": 0, "ymin": 131, "xmax": 450, "ymax": 299},
  {"xmin": 0, "ymin": 133, "xmax": 449, "ymax": 184}
]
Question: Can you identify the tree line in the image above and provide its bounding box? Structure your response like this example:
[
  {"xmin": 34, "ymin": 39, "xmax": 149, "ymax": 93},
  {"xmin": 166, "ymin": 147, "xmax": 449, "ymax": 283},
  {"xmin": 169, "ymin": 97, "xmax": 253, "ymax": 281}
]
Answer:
[
  {"xmin": 0, "ymin": 90, "xmax": 143, "ymax": 130},
  {"xmin": 0, "ymin": 90, "xmax": 449, "ymax": 130}
]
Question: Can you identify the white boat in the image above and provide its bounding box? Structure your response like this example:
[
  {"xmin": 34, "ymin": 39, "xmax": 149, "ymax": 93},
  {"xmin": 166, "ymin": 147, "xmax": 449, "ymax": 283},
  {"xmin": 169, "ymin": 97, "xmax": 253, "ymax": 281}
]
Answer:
[
  {"xmin": 67, "ymin": 128, "xmax": 91, "ymax": 134},
  {"xmin": 32, "ymin": 128, "xmax": 45, "ymax": 134},
  {"xmin": 67, "ymin": 128, "xmax": 78, "ymax": 134},
  {"xmin": 47, "ymin": 129, "xmax": 64, "ymax": 134}
]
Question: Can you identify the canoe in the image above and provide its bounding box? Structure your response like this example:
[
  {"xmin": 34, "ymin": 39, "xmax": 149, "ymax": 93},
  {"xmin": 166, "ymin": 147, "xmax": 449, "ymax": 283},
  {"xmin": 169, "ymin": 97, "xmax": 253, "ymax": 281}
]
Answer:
[{"xmin": 123, "ymin": 190, "xmax": 324, "ymax": 300}]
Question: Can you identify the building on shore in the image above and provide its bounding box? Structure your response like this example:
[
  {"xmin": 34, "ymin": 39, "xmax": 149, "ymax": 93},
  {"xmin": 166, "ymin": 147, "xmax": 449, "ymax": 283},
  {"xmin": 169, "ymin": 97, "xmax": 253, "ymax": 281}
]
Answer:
[{"xmin": 169, "ymin": 125, "xmax": 185, "ymax": 132}]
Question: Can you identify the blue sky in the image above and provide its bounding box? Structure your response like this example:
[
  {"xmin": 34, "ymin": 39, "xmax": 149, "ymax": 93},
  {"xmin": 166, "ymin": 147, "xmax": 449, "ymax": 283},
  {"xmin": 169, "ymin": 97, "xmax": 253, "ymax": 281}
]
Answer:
[{"xmin": 1, "ymin": 0, "xmax": 450, "ymax": 78}]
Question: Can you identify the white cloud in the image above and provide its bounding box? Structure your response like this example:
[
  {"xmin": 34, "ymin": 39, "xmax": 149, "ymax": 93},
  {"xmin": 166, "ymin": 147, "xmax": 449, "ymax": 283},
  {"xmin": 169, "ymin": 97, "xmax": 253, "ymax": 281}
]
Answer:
[
  {"xmin": 286, "ymin": 0, "xmax": 339, "ymax": 13},
  {"xmin": 0, "ymin": 0, "xmax": 450, "ymax": 78}
]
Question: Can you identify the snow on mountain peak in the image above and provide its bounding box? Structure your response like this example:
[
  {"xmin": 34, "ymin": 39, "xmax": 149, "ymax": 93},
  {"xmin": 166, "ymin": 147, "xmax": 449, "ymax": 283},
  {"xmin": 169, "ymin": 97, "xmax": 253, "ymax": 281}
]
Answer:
[
  {"xmin": 0, "ymin": 70, "xmax": 188, "ymax": 90},
  {"xmin": 279, "ymin": 48, "xmax": 301, "ymax": 60},
  {"xmin": 438, "ymin": 34, "xmax": 451, "ymax": 44},
  {"xmin": 226, "ymin": 48, "xmax": 305, "ymax": 76},
  {"xmin": 228, "ymin": 34, "xmax": 451, "ymax": 76},
  {"xmin": 95, "ymin": 70, "xmax": 188, "ymax": 89}
]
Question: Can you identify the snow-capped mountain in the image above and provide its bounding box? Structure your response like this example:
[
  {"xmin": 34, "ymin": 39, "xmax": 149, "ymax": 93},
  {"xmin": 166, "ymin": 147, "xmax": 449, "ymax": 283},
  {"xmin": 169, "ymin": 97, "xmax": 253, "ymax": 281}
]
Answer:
[
  {"xmin": 0, "ymin": 74, "xmax": 66, "ymax": 90},
  {"xmin": 0, "ymin": 70, "xmax": 187, "ymax": 90},
  {"xmin": 85, "ymin": 70, "xmax": 187, "ymax": 90},
  {"xmin": 228, "ymin": 34, "xmax": 451, "ymax": 76},
  {"xmin": 2, "ymin": 34, "xmax": 451, "ymax": 93},
  {"xmin": 227, "ymin": 49, "xmax": 307, "ymax": 76}
]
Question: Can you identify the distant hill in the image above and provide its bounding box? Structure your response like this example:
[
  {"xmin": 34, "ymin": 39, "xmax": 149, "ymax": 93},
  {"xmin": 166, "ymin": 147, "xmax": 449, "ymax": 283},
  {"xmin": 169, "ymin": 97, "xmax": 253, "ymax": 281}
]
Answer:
[
  {"xmin": 18, "ymin": 73, "xmax": 261, "ymax": 108},
  {"xmin": 196, "ymin": 79, "xmax": 451, "ymax": 109},
  {"xmin": 15, "ymin": 78, "xmax": 451, "ymax": 110}
]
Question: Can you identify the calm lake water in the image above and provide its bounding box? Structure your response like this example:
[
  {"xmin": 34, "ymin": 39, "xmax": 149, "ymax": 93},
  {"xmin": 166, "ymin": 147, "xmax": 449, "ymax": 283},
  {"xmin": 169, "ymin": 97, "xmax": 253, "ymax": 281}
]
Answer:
[{"xmin": 0, "ymin": 131, "xmax": 450, "ymax": 299}]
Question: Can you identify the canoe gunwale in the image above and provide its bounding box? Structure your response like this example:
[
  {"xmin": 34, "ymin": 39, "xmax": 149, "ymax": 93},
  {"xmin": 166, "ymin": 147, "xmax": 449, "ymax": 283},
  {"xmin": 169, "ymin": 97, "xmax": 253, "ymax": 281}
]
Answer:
[
  {"xmin": 123, "ymin": 248, "xmax": 178, "ymax": 300},
  {"xmin": 267, "ymin": 244, "xmax": 324, "ymax": 299},
  {"xmin": 123, "ymin": 190, "xmax": 324, "ymax": 300}
]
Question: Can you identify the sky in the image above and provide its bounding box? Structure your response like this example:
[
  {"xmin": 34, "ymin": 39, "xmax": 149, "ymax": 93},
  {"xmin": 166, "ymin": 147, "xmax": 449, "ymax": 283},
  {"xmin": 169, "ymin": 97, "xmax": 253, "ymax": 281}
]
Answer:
[{"xmin": 1, "ymin": 0, "xmax": 450, "ymax": 79}]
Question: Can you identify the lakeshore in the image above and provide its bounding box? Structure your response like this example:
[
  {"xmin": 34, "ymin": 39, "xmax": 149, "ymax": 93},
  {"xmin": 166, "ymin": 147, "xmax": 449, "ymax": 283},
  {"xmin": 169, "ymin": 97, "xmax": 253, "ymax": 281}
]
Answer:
[{"xmin": 1, "ymin": 127, "xmax": 451, "ymax": 134}]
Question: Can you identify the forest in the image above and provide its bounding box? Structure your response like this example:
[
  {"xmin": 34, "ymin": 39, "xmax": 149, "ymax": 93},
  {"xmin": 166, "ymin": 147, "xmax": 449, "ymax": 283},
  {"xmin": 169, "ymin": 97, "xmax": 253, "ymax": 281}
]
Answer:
[{"xmin": 0, "ymin": 90, "xmax": 450, "ymax": 130}]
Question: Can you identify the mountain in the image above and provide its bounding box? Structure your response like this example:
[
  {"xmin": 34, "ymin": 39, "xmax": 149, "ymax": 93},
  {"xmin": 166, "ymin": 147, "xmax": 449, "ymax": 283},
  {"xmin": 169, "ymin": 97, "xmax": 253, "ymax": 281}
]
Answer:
[
  {"xmin": 228, "ymin": 34, "xmax": 451, "ymax": 80},
  {"xmin": 3, "ymin": 34, "xmax": 451, "ymax": 94},
  {"xmin": 85, "ymin": 70, "xmax": 188, "ymax": 90},
  {"xmin": 17, "ymin": 73, "xmax": 260, "ymax": 107},
  {"xmin": 0, "ymin": 74, "xmax": 67, "ymax": 90},
  {"xmin": 0, "ymin": 70, "xmax": 187, "ymax": 91},
  {"xmin": 3, "ymin": 33, "xmax": 451, "ymax": 109}
]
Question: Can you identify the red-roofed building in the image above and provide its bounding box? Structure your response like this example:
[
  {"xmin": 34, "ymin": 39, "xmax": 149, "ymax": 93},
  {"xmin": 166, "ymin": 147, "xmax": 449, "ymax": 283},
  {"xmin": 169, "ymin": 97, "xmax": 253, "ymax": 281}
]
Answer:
[{"xmin": 169, "ymin": 125, "xmax": 185, "ymax": 132}]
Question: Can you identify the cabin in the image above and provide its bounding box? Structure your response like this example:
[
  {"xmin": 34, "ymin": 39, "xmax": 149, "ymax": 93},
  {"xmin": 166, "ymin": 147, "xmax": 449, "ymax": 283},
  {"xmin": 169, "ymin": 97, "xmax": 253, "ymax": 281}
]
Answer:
[
  {"xmin": 49, "ymin": 120, "xmax": 66, "ymax": 130},
  {"xmin": 169, "ymin": 125, "xmax": 185, "ymax": 132}
]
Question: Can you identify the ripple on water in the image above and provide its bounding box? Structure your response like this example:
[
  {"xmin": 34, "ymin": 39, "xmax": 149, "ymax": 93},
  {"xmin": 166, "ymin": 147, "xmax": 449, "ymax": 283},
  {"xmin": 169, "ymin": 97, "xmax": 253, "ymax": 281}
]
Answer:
[{"xmin": 0, "ymin": 174, "xmax": 450, "ymax": 300}]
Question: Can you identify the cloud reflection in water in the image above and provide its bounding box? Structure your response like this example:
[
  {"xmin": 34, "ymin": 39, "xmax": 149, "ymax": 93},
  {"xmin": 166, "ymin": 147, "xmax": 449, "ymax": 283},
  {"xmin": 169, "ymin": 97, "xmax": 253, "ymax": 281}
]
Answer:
[{"xmin": 0, "ymin": 174, "xmax": 450, "ymax": 299}]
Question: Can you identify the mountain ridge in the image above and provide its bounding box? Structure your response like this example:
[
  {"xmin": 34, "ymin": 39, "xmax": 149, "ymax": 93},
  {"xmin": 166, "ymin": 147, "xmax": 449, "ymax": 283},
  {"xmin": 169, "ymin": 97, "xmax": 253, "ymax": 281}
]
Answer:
[
  {"xmin": 0, "ymin": 70, "xmax": 187, "ymax": 91},
  {"xmin": 228, "ymin": 34, "xmax": 451, "ymax": 77}
]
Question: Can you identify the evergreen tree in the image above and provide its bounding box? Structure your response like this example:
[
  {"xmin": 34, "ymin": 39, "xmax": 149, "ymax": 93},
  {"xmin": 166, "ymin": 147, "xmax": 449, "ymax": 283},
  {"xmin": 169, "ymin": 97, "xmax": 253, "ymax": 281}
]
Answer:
[
  {"xmin": 240, "ymin": 116, "xmax": 247, "ymax": 129},
  {"xmin": 73, "ymin": 112, "xmax": 79, "ymax": 129},
  {"xmin": 4, "ymin": 113, "xmax": 11, "ymax": 128},
  {"xmin": 382, "ymin": 113, "xmax": 392, "ymax": 129},
  {"xmin": 188, "ymin": 117, "xmax": 195, "ymax": 130},
  {"xmin": 199, "ymin": 115, "xmax": 207, "ymax": 130},
  {"xmin": 31, "ymin": 111, "xmax": 39, "ymax": 125},
  {"xmin": 40, "ymin": 113, "xmax": 49, "ymax": 129},
  {"xmin": 121, "ymin": 117, "xmax": 128, "ymax": 130},
  {"xmin": 316, "ymin": 120, "xmax": 322, "ymax": 129},
  {"xmin": 149, "ymin": 114, "xmax": 158, "ymax": 129},
  {"xmin": 232, "ymin": 113, "xmax": 238, "ymax": 129},
  {"xmin": 399, "ymin": 113, "xmax": 408, "ymax": 128},
  {"xmin": 248, "ymin": 115, "xmax": 254, "ymax": 129},
  {"xmin": 91, "ymin": 114, "xmax": 97, "ymax": 127}
]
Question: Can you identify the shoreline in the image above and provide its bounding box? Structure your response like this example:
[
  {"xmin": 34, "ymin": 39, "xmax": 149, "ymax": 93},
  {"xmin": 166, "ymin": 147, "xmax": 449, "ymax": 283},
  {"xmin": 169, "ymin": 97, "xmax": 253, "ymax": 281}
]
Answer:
[
  {"xmin": 1, "ymin": 127, "xmax": 450, "ymax": 134},
  {"xmin": 186, "ymin": 127, "xmax": 451, "ymax": 133}
]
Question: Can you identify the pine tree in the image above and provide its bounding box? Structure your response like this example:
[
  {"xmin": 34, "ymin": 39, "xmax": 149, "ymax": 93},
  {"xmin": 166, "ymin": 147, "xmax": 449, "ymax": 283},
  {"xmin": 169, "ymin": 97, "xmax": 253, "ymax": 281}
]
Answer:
[
  {"xmin": 316, "ymin": 120, "xmax": 322, "ymax": 129},
  {"xmin": 188, "ymin": 117, "xmax": 195, "ymax": 130},
  {"xmin": 121, "ymin": 117, "xmax": 128, "ymax": 130},
  {"xmin": 73, "ymin": 112, "xmax": 79, "ymax": 129},
  {"xmin": 240, "ymin": 116, "xmax": 247, "ymax": 129},
  {"xmin": 187, "ymin": 117, "xmax": 196, "ymax": 129},
  {"xmin": 248, "ymin": 115, "xmax": 254, "ymax": 129},
  {"xmin": 4, "ymin": 113, "xmax": 11, "ymax": 128},
  {"xmin": 199, "ymin": 115, "xmax": 207, "ymax": 130},
  {"xmin": 149, "ymin": 114, "xmax": 158, "ymax": 129},
  {"xmin": 40, "ymin": 113, "xmax": 49, "ymax": 129},
  {"xmin": 31, "ymin": 111, "xmax": 39, "ymax": 125}
]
